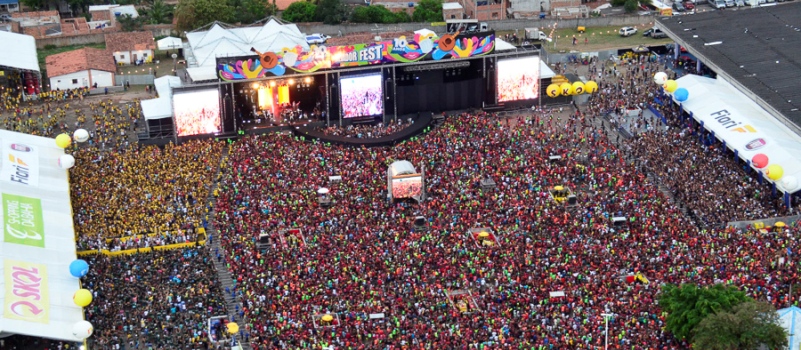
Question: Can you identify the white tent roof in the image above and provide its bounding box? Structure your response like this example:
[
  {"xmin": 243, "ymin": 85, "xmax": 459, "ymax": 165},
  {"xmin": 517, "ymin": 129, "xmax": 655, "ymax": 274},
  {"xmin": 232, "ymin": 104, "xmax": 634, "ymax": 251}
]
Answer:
[
  {"xmin": 0, "ymin": 31, "xmax": 40, "ymax": 72},
  {"xmin": 184, "ymin": 19, "xmax": 309, "ymax": 81},
  {"xmin": 676, "ymin": 74, "xmax": 801, "ymax": 193},
  {"xmin": 778, "ymin": 306, "xmax": 801, "ymax": 350},
  {"xmin": 157, "ymin": 36, "xmax": 183, "ymax": 51},
  {"xmin": 389, "ymin": 161, "xmax": 417, "ymax": 177},
  {"xmin": 0, "ymin": 130, "xmax": 83, "ymax": 341},
  {"xmin": 540, "ymin": 61, "xmax": 555, "ymax": 79},
  {"xmin": 141, "ymin": 76, "xmax": 181, "ymax": 120},
  {"xmin": 494, "ymin": 38, "xmax": 517, "ymax": 52}
]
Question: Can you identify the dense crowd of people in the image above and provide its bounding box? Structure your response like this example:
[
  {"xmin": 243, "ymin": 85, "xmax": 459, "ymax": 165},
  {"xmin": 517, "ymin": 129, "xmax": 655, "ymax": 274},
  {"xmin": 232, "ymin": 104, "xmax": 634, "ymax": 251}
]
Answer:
[
  {"xmin": 83, "ymin": 248, "xmax": 228, "ymax": 349},
  {"xmin": 315, "ymin": 120, "xmax": 412, "ymax": 139}
]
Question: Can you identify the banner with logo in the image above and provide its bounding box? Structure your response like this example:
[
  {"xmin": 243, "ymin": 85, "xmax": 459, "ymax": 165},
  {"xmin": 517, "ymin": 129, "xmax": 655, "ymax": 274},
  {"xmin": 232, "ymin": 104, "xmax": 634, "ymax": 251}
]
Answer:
[
  {"xmin": 4, "ymin": 259, "xmax": 50, "ymax": 324},
  {"xmin": 0, "ymin": 139, "xmax": 40, "ymax": 187},
  {"xmin": 2, "ymin": 193, "xmax": 45, "ymax": 248},
  {"xmin": 217, "ymin": 31, "xmax": 495, "ymax": 80}
]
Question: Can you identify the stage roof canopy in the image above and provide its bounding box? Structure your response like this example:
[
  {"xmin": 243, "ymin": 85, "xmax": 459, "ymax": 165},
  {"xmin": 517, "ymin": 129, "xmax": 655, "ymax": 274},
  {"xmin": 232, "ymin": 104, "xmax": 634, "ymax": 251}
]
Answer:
[
  {"xmin": 657, "ymin": 3, "xmax": 801, "ymax": 133},
  {"xmin": 0, "ymin": 130, "xmax": 84, "ymax": 341},
  {"xmin": 389, "ymin": 161, "xmax": 416, "ymax": 177},
  {"xmin": 141, "ymin": 76, "xmax": 182, "ymax": 120},
  {"xmin": 0, "ymin": 31, "xmax": 40, "ymax": 73},
  {"xmin": 185, "ymin": 19, "xmax": 309, "ymax": 81},
  {"xmin": 676, "ymin": 74, "xmax": 801, "ymax": 193},
  {"xmin": 778, "ymin": 306, "xmax": 801, "ymax": 350}
]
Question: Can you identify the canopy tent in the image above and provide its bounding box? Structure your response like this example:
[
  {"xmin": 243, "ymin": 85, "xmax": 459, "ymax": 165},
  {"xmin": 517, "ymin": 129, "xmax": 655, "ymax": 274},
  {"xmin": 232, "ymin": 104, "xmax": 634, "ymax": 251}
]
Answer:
[
  {"xmin": 141, "ymin": 76, "xmax": 181, "ymax": 120},
  {"xmin": 0, "ymin": 130, "xmax": 84, "ymax": 341},
  {"xmin": 494, "ymin": 38, "xmax": 517, "ymax": 52},
  {"xmin": 675, "ymin": 74, "xmax": 801, "ymax": 193},
  {"xmin": 184, "ymin": 19, "xmax": 309, "ymax": 82},
  {"xmin": 778, "ymin": 306, "xmax": 801, "ymax": 350},
  {"xmin": 389, "ymin": 161, "xmax": 417, "ymax": 177},
  {"xmin": 157, "ymin": 36, "xmax": 183, "ymax": 51},
  {"xmin": 540, "ymin": 61, "xmax": 555, "ymax": 79},
  {"xmin": 0, "ymin": 31, "xmax": 40, "ymax": 73}
]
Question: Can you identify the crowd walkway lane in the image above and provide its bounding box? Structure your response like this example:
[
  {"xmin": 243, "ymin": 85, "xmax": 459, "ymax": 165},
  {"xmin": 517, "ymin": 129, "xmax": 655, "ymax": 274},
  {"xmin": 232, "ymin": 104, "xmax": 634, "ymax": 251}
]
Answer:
[{"xmin": 205, "ymin": 146, "xmax": 254, "ymax": 350}]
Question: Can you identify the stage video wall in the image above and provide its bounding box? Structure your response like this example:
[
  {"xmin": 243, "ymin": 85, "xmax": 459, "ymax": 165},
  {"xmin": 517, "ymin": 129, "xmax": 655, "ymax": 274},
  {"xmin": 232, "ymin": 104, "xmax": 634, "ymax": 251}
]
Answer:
[
  {"xmin": 392, "ymin": 175, "xmax": 422, "ymax": 199},
  {"xmin": 496, "ymin": 56, "xmax": 540, "ymax": 102},
  {"xmin": 340, "ymin": 73, "xmax": 383, "ymax": 118},
  {"xmin": 173, "ymin": 89, "xmax": 222, "ymax": 136}
]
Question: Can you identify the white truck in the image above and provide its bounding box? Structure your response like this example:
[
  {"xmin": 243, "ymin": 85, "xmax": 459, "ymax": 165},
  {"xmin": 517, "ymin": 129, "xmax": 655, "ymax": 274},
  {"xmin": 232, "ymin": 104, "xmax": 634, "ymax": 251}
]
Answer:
[{"xmin": 525, "ymin": 28, "xmax": 549, "ymax": 41}]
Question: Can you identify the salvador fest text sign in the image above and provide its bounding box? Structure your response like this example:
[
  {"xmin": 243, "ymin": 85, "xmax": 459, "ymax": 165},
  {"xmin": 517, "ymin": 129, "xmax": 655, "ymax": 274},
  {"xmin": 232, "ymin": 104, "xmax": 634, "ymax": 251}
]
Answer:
[{"xmin": 217, "ymin": 31, "xmax": 495, "ymax": 80}]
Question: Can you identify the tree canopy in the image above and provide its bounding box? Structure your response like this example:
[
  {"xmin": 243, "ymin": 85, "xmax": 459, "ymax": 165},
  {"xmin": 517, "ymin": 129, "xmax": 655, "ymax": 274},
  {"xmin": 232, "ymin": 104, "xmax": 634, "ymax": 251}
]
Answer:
[
  {"xmin": 175, "ymin": 0, "xmax": 235, "ymax": 31},
  {"xmin": 658, "ymin": 283, "xmax": 752, "ymax": 341},
  {"xmin": 693, "ymin": 301, "xmax": 788, "ymax": 350},
  {"xmin": 351, "ymin": 5, "xmax": 410, "ymax": 23},
  {"xmin": 314, "ymin": 0, "xmax": 346, "ymax": 24},
  {"xmin": 412, "ymin": 0, "xmax": 442, "ymax": 22},
  {"xmin": 230, "ymin": 0, "xmax": 277, "ymax": 24},
  {"xmin": 281, "ymin": 1, "xmax": 318, "ymax": 23}
]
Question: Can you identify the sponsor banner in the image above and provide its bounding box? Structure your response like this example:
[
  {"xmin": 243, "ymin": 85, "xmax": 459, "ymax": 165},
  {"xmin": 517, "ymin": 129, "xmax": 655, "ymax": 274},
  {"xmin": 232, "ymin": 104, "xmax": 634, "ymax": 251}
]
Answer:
[
  {"xmin": 3, "ymin": 193, "xmax": 45, "ymax": 247},
  {"xmin": 1, "ymin": 139, "xmax": 40, "ymax": 187},
  {"xmin": 4, "ymin": 259, "xmax": 50, "ymax": 324},
  {"xmin": 217, "ymin": 32, "xmax": 495, "ymax": 80}
]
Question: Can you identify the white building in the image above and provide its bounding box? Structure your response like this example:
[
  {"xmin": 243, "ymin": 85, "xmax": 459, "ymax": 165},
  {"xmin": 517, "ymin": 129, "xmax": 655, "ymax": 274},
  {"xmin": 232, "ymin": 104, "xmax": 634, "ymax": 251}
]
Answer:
[
  {"xmin": 105, "ymin": 31, "xmax": 156, "ymax": 65},
  {"xmin": 45, "ymin": 47, "xmax": 116, "ymax": 90}
]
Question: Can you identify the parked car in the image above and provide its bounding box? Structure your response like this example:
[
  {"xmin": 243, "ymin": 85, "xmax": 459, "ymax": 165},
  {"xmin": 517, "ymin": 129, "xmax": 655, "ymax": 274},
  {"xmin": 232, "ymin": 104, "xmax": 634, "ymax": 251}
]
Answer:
[
  {"xmin": 0, "ymin": 14, "xmax": 11, "ymax": 22},
  {"xmin": 684, "ymin": 1, "xmax": 695, "ymax": 9},
  {"xmin": 305, "ymin": 34, "xmax": 331, "ymax": 45},
  {"xmin": 725, "ymin": 0, "xmax": 735, "ymax": 6},
  {"xmin": 619, "ymin": 27, "xmax": 637, "ymax": 37},
  {"xmin": 643, "ymin": 28, "xmax": 654, "ymax": 37},
  {"xmin": 651, "ymin": 28, "xmax": 668, "ymax": 38},
  {"xmin": 708, "ymin": 0, "xmax": 726, "ymax": 8},
  {"xmin": 673, "ymin": 2, "xmax": 686, "ymax": 11}
]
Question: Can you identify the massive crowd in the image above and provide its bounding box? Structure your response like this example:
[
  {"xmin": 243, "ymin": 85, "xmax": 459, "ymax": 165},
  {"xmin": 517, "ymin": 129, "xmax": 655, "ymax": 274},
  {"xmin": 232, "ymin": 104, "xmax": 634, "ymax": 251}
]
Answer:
[{"xmin": 83, "ymin": 248, "xmax": 228, "ymax": 349}]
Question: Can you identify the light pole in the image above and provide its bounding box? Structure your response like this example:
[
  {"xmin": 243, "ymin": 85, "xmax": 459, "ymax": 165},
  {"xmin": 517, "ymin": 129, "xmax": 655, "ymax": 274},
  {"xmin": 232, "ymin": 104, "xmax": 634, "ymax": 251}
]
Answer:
[
  {"xmin": 602, "ymin": 313, "xmax": 613, "ymax": 350},
  {"xmin": 171, "ymin": 53, "xmax": 178, "ymax": 75}
]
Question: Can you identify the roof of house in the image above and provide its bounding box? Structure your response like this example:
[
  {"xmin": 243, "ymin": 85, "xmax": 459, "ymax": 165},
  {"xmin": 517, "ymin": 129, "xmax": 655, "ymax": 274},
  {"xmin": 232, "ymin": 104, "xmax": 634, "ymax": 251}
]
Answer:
[
  {"xmin": 104, "ymin": 31, "xmax": 155, "ymax": 53},
  {"xmin": 657, "ymin": 3, "xmax": 801, "ymax": 131},
  {"xmin": 45, "ymin": 47, "xmax": 117, "ymax": 78}
]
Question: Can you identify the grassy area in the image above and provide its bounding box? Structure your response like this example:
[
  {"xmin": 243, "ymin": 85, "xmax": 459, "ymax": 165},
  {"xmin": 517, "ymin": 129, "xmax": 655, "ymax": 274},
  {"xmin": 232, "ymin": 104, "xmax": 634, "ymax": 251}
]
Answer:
[
  {"xmin": 117, "ymin": 61, "xmax": 181, "ymax": 79},
  {"xmin": 497, "ymin": 24, "xmax": 673, "ymax": 52},
  {"xmin": 37, "ymin": 43, "xmax": 106, "ymax": 75}
]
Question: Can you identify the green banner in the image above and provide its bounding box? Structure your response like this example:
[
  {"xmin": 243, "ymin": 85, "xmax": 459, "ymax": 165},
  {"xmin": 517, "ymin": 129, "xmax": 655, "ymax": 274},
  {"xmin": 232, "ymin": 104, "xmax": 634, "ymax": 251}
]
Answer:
[{"xmin": 3, "ymin": 193, "xmax": 44, "ymax": 247}]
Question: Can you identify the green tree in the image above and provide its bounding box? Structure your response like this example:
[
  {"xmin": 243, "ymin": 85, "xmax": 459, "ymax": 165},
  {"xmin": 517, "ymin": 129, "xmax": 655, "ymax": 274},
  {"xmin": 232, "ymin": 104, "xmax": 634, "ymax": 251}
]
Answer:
[
  {"xmin": 659, "ymin": 284, "xmax": 752, "ymax": 341},
  {"xmin": 145, "ymin": 0, "xmax": 174, "ymax": 24},
  {"xmin": 412, "ymin": 0, "xmax": 442, "ymax": 22},
  {"xmin": 20, "ymin": 0, "xmax": 50, "ymax": 10},
  {"xmin": 392, "ymin": 10, "xmax": 411, "ymax": 22},
  {"xmin": 693, "ymin": 301, "xmax": 788, "ymax": 350},
  {"xmin": 175, "ymin": 0, "xmax": 235, "ymax": 31},
  {"xmin": 118, "ymin": 14, "xmax": 146, "ymax": 31},
  {"xmin": 282, "ymin": 1, "xmax": 317, "ymax": 22},
  {"xmin": 350, "ymin": 5, "xmax": 398, "ymax": 23},
  {"xmin": 623, "ymin": 0, "xmax": 638, "ymax": 12},
  {"xmin": 314, "ymin": 0, "xmax": 345, "ymax": 24}
]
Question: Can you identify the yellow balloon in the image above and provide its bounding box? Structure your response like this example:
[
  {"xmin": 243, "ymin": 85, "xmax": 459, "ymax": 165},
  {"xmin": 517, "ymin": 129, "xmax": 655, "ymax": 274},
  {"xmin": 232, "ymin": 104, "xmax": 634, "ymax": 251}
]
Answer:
[
  {"xmin": 664, "ymin": 80, "xmax": 678, "ymax": 93},
  {"xmin": 767, "ymin": 164, "xmax": 784, "ymax": 180},
  {"xmin": 73, "ymin": 289, "xmax": 93, "ymax": 307},
  {"xmin": 546, "ymin": 84, "xmax": 561, "ymax": 98},
  {"xmin": 572, "ymin": 81, "xmax": 585, "ymax": 95},
  {"xmin": 55, "ymin": 133, "xmax": 72, "ymax": 149},
  {"xmin": 560, "ymin": 82, "xmax": 574, "ymax": 96},
  {"xmin": 226, "ymin": 322, "xmax": 239, "ymax": 334},
  {"xmin": 585, "ymin": 81, "xmax": 599, "ymax": 93}
]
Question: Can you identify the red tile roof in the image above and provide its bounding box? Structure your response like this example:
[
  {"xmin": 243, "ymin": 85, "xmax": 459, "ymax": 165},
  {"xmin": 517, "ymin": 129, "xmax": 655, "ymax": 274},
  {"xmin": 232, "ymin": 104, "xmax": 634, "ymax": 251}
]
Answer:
[
  {"xmin": 45, "ymin": 48, "xmax": 117, "ymax": 78},
  {"xmin": 104, "ymin": 31, "xmax": 155, "ymax": 53}
]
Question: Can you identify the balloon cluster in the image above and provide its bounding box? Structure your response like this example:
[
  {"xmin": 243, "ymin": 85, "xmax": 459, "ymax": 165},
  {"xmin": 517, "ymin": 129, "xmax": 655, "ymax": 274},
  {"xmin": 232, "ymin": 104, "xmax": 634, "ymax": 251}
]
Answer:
[
  {"xmin": 752, "ymin": 153, "xmax": 796, "ymax": 190},
  {"xmin": 546, "ymin": 80, "xmax": 599, "ymax": 98},
  {"xmin": 654, "ymin": 72, "xmax": 689, "ymax": 102},
  {"xmin": 69, "ymin": 259, "xmax": 95, "ymax": 340},
  {"xmin": 54, "ymin": 129, "xmax": 90, "ymax": 170}
]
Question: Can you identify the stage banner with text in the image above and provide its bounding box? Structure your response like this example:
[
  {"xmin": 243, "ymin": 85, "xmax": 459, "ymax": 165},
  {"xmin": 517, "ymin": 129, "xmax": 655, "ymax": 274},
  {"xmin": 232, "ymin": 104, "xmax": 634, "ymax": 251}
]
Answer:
[
  {"xmin": 3, "ymin": 193, "xmax": 45, "ymax": 248},
  {"xmin": 4, "ymin": 259, "xmax": 50, "ymax": 324},
  {"xmin": 217, "ymin": 31, "xmax": 495, "ymax": 80}
]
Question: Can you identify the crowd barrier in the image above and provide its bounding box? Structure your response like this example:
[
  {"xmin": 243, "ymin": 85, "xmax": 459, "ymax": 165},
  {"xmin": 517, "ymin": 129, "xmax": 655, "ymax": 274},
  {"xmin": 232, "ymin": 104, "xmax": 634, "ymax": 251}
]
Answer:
[{"xmin": 77, "ymin": 239, "xmax": 206, "ymax": 257}]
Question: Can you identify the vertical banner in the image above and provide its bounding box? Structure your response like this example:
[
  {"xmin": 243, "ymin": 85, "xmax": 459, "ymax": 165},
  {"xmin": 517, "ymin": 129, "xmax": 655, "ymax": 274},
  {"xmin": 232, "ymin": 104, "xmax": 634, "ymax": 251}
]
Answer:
[
  {"xmin": 3, "ymin": 193, "xmax": 45, "ymax": 247},
  {"xmin": 0, "ymin": 140, "xmax": 40, "ymax": 187},
  {"xmin": 4, "ymin": 259, "xmax": 50, "ymax": 323}
]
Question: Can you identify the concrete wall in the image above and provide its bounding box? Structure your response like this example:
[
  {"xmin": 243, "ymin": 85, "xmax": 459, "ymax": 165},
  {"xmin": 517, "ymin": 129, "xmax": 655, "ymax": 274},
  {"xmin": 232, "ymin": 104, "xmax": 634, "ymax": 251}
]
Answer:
[
  {"xmin": 295, "ymin": 15, "xmax": 655, "ymax": 36},
  {"xmin": 89, "ymin": 69, "xmax": 115, "ymax": 88},
  {"xmin": 36, "ymin": 33, "xmax": 106, "ymax": 49},
  {"xmin": 50, "ymin": 71, "xmax": 91, "ymax": 91}
]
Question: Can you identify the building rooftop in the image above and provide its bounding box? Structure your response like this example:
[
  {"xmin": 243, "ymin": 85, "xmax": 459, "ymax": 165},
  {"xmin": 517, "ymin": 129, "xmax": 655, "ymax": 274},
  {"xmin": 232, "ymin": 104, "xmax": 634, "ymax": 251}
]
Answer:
[
  {"xmin": 45, "ymin": 47, "xmax": 117, "ymax": 77},
  {"xmin": 657, "ymin": 3, "xmax": 801, "ymax": 132},
  {"xmin": 105, "ymin": 31, "xmax": 155, "ymax": 53}
]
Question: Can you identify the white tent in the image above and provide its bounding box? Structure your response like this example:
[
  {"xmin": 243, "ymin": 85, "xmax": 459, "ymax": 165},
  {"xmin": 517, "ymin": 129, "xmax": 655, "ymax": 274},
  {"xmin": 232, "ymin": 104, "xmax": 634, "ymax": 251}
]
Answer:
[
  {"xmin": 0, "ymin": 31, "xmax": 40, "ymax": 72},
  {"xmin": 675, "ymin": 74, "xmax": 801, "ymax": 193},
  {"xmin": 184, "ymin": 19, "xmax": 309, "ymax": 81},
  {"xmin": 0, "ymin": 130, "xmax": 84, "ymax": 341},
  {"xmin": 777, "ymin": 306, "xmax": 801, "ymax": 350},
  {"xmin": 389, "ymin": 161, "xmax": 417, "ymax": 177},
  {"xmin": 157, "ymin": 36, "xmax": 183, "ymax": 51},
  {"xmin": 494, "ymin": 38, "xmax": 517, "ymax": 52},
  {"xmin": 141, "ymin": 76, "xmax": 182, "ymax": 120}
]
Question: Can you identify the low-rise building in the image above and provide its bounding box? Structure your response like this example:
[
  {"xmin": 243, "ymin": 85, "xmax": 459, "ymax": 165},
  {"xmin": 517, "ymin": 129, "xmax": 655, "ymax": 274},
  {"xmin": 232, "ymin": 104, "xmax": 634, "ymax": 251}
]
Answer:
[
  {"xmin": 105, "ymin": 31, "xmax": 156, "ymax": 65},
  {"xmin": 45, "ymin": 47, "xmax": 116, "ymax": 90}
]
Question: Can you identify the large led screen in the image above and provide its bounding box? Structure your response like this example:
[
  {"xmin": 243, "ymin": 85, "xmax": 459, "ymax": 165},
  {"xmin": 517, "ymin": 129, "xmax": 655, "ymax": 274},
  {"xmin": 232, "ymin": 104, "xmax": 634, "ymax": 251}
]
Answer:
[
  {"xmin": 173, "ymin": 89, "xmax": 221, "ymax": 136},
  {"xmin": 340, "ymin": 73, "xmax": 383, "ymax": 118},
  {"xmin": 392, "ymin": 176, "xmax": 422, "ymax": 199},
  {"xmin": 496, "ymin": 56, "xmax": 540, "ymax": 102}
]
